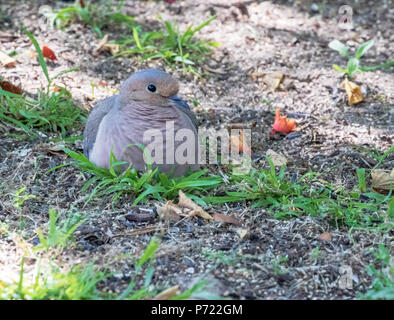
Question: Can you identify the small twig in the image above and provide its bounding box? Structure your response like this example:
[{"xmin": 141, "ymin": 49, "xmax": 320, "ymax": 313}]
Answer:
[{"xmin": 112, "ymin": 225, "xmax": 166, "ymax": 238}]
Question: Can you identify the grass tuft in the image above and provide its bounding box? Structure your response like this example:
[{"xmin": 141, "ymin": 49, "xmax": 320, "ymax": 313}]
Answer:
[
  {"xmin": 362, "ymin": 245, "xmax": 394, "ymax": 300},
  {"xmin": 45, "ymin": 0, "xmax": 135, "ymax": 38},
  {"xmin": 0, "ymin": 29, "xmax": 86, "ymax": 138},
  {"xmin": 59, "ymin": 148, "xmax": 223, "ymax": 206},
  {"xmin": 204, "ymin": 157, "xmax": 393, "ymax": 230},
  {"xmin": 117, "ymin": 16, "xmax": 218, "ymax": 74}
]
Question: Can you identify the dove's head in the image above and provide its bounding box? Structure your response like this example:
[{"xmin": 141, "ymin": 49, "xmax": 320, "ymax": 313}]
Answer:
[{"xmin": 119, "ymin": 69, "xmax": 180, "ymax": 107}]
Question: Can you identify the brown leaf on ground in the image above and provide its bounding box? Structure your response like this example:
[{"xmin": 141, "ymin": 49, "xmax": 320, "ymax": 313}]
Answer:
[
  {"xmin": 154, "ymin": 285, "xmax": 180, "ymax": 300},
  {"xmin": 95, "ymin": 34, "xmax": 109, "ymax": 52},
  {"xmin": 94, "ymin": 34, "xmax": 120, "ymax": 55},
  {"xmin": 0, "ymin": 51, "xmax": 16, "ymax": 67},
  {"xmin": 251, "ymin": 71, "xmax": 284, "ymax": 92},
  {"xmin": 125, "ymin": 212, "xmax": 155, "ymax": 223},
  {"xmin": 0, "ymin": 80, "xmax": 22, "ymax": 94},
  {"xmin": 32, "ymin": 142, "xmax": 66, "ymax": 155},
  {"xmin": 319, "ymin": 232, "xmax": 332, "ymax": 241},
  {"xmin": 178, "ymin": 190, "xmax": 213, "ymax": 220},
  {"xmin": 341, "ymin": 79, "xmax": 363, "ymax": 105},
  {"xmin": 212, "ymin": 212, "xmax": 242, "ymax": 226},
  {"xmin": 156, "ymin": 201, "xmax": 182, "ymax": 221},
  {"xmin": 266, "ymin": 149, "xmax": 288, "ymax": 167},
  {"xmin": 371, "ymin": 168, "xmax": 394, "ymax": 192}
]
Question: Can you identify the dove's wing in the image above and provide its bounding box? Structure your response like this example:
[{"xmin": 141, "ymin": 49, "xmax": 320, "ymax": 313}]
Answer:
[{"xmin": 83, "ymin": 95, "xmax": 118, "ymax": 158}]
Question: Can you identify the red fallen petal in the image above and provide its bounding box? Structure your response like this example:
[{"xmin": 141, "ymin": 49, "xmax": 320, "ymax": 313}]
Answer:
[
  {"xmin": 272, "ymin": 109, "xmax": 296, "ymax": 134},
  {"xmin": 42, "ymin": 46, "xmax": 57, "ymax": 61}
]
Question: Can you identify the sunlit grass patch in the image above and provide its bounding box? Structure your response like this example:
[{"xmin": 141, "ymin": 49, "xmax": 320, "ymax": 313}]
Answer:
[
  {"xmin": 117, "ymin": 16, "xmax": 219, "ymax": 74},
  {"xmin": 44, "ymin": 0, "xmax": 135, "ymax": 38},
  {"xmin": 0, "ymin": 29, "xmax": 86, "ymax": 138},
  {"xmin": 0, "ymin": 234, "xmax": 206, "ymax": 300},
  {"xmin": 34, "ymin": 209, "xmax": 85, "ymax": 252}
]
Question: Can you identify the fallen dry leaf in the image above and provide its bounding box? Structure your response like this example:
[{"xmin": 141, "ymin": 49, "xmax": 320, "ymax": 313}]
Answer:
[
  {"xmin": 112, "ymin": 225, "xmax": 165, "ymax": 238},
  {"xmin": 105, "ymin": 43, "xmax": 119, "ymax": 55},
  {"xmin": 156, "ymin": 201, "xmax": 182, "ymax": 221},
  {"xmin": 125, "ymin": 212, "xmax": 154, "ymax": 223},
  {"xmin": 95, "ymin": 34, "xmax": 119, "ymax": 55},
  {"xmin": 341, "ymin": 79, "xmax": 363, "ymax": 105},
  {"xmin": 319, "ymin": 232, "xmax": 332, "ymax": 241},
  {"xmin": 0, "ymin": 51, "xmax": 16, "ymax": 67},
  {"xmin": 33, "ymin": 142, "xmax": 66, "ymax": 155},
  {"xmin": 266, "ymin": 149, "xmax": 288, "ymax": 167},
  {"xmin": 371, "ymin": 168, "xmax": 394, "ymax": 191},
  {"xmin": 154, "ymin": 285, "xmax": 179, "ymax": 300},
  {"xmin": 212, "ymin": 212, "xmax": 242, "ymax": 226},
  {"xmin": 95, "ymin": 34, "xmax": 109, "ymax": 52},
  {"xmin": 250, "ymin": 71, "xmax": 284, "ymax": 92},
  {"xmin": 236, "ymin": 228, "xmax": 249, "ymax": 240},
  {"xmin": 271, "ymin": 109, "xmax": 296, "ymax": 135},
  {"xmin": 42, "ymin": 46, "xmax": 57, "ymax": 61},
  {"xmin": 262, "ymin": 72, "xmax": 284, "ymax": 92},
  {"xmin": 0, "ymin": 80, "xmax": 22, "ymax": 95},
  {"xmin": 178, "ymin": 190, "xmax": 213, "ymax": 220},
  {"xmin": 230, "ymin": 129, "xmax": 252, "ymax": 156}
]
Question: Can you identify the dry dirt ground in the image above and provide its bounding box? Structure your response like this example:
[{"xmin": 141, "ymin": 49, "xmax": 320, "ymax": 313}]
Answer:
[{"xmin": 0, "ymin": 0, "xmax": 393, "ymax": 299}]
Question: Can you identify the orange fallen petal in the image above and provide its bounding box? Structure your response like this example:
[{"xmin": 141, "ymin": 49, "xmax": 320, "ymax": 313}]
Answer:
[
  {"xmin": 42, "ymin": 46, "xmax": 57, "ymax": 61},
  {"xmin": 272, "ymin": 109, "xmax": 296, "ymax": 134}
]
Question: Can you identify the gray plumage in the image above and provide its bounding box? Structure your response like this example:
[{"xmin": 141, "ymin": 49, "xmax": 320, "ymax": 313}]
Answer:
[
  {"xmin": 83, "ymin": 95, "xmax": 117, "ymax": 159},
  {"xmin": 83, "ymin": 69, "xmax": 199, "ymax": 177}
]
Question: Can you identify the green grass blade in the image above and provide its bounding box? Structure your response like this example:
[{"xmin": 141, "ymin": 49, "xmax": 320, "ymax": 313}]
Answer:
[
  {"xmin": 356, "ymin": 40, "xmax": 374, "ymax": 59},
  {"xmin": 23, "ymin": 28, "xmax": 50, "ymax": 84}
]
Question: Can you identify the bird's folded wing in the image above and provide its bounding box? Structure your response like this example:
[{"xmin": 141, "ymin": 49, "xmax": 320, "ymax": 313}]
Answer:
[{"xmin": 83, "ymin": 95, "xmax": 118, "ymax": 158}]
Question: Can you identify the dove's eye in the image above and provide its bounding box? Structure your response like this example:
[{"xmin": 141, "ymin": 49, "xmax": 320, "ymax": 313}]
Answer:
[{"xmin": 146, "ymin": 83, "xmax": 157, "ymax": 93}]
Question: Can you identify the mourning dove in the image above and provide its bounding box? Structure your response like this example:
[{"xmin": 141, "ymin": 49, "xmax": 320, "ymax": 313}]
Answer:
[{"xmin": 83, "ymin": 69, "xmax": 199, "ymax": 177}]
